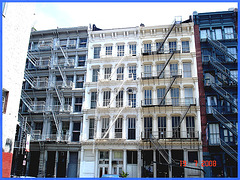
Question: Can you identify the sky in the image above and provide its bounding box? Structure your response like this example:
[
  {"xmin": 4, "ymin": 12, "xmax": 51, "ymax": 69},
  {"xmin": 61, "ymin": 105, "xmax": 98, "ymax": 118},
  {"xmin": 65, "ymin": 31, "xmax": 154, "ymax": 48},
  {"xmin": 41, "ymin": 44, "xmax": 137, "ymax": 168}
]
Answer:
[{"xmin": 32, "ymin": 2, "xmax": 238, "ymax": 31}]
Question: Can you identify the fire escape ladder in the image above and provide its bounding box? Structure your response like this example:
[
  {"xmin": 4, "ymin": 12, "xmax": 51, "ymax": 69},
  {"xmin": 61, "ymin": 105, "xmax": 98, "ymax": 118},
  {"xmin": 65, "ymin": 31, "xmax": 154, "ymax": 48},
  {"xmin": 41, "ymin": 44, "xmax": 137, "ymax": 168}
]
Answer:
[
  {"xmin": 210, "ymin": 82, "xmax": 238, "ymax": 109},
  {"xmin": 24, "ymin": 70, "xmax": 36, "ymax": 88},
  {"xmin": 208, "ymin": 56, "xmax": 237, "ymax": 84},
  {"xmin": 149, "ymin": 137, "xmax": 176, "ymax": 164},
  {"xmin": 108, "ymin": 56, "xmax": 126, "ymax": 80},
  {"xmin": 179, "ymin": 104, "xmax": 192, "ymax": 127},
  {"xmin": 207, "ymin": 37, "xmax": 237, "ymax": 62},
  {"xmin": 27, "ymin": 52, "xmax": 37, "ymax": 67},
  {"xmin": 212, "ymin": 108, "xmax": 238, "ymax": 137},
  {"xmin": 102, "ymin": 106, "xmax": 125, "ymax": 139},
  {"xmin": 158, "ymin": 75, "xmax": 181, "ymax": 105},
  {"xmin": 51, "ymin": 110, "xmax": 61, "ymax": 138},
  {"xmin": 156, "ymin": 20, "xmax": 177, "ymax": 53},
  {"xmin": 59, "ymin": 46, "xmax": 70, "ymax": 65},
  {"xmin": 157, "ymin": 52, "xmax": 175, "ymax": 78},
  {"xmin": 21, "ymin": 89, "xmax": 33, "ymax": 111},
  {"xmin": 220, "ymin": 139, "xmax": 238, "ymax": 162},
  {"xmin": 57, "ymin": 65, "xmax": 67, "ymax": 87},
  {"xmin": 54, "ymin": 85, "xmax": 63, "ymax": 107}
]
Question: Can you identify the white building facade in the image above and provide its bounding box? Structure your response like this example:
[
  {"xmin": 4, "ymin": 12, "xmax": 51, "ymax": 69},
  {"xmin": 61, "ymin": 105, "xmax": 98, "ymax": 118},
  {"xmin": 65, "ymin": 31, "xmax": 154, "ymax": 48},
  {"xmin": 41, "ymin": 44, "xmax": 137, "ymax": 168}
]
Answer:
[{"xmin": 81, "ymin": 20, "xmax": 203, "ymax": 178}]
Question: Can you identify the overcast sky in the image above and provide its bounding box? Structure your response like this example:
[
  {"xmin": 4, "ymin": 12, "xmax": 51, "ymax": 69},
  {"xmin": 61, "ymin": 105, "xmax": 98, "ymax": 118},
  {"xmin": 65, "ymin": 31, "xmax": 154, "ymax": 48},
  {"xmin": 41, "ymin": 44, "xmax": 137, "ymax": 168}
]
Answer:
[{"xmin": 33, "ymin": 2, "xmax": 238, "ymax": 31}]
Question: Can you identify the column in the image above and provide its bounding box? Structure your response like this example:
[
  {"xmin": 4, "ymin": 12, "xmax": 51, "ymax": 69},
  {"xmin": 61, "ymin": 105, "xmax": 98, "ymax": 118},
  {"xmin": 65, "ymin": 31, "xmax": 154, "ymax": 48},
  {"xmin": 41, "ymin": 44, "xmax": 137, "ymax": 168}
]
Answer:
[
  {"xmin": 123, "ymin": 88, "xmax": 128, "ymax": 107},
  {"xmin": 199, "ymin": 148, "xmax": 204, "ymax": 178},
  {"xmin": 153, "ymin": 150, "xmax": 157, "ymax": 178},
  {"xmin": 152, "ymin": 87, "xmax": 156, "ymax": 105},
  {"xmin": 122, "ymin": 115, "xmax": 127, "ymax": 139},
  {"xmin": 95, "ymin": 149, "xmax": 99, "ymax": 177},
  {"xmin": 69, "ymin": 120, "xmax": 73, "ymax": 142},
  {"xmin": 98, "ymin": 89, "xmax": 103, "ymax": 107},
  {"xmin": 42, "ymin": 118, "xmax": 48, "ymax": 140},
  {"xmin": 111, "ymin": 89, "xmax": 116, "ymax": 108},
  {"xmin": 166, "ymin": 115, "xmax": 172, "ymax": 138},
  {"xmin": 97, "ymin": 118, "xmax": 101, "ymax": 139},
  {"xmin": 109, "ymin": 149, "xmax": 112, "ymax": 174},
  {"xmin": 73, "ymin": 72, "xmax": 77, "ymax": 88},
  {"xmin": 124, "ymin": 65, "xmax": 128, "ymax": 80},
  {"xmin": 77, "ymin": 150, "xmax": 81, "ymax": 177},
  {"xmin": 57, "ymin": 121, "xmax": 62, "ymax": 141},
  {"xmin": 137, "ymin": 150, "xmax": 142, "ymax": 178},
  {"xmin": 66, "ymin": 151, "xmax": 70, "ymax": 177},
  {"xmin": 54, "ymin": 151, "xmax": 58, "ymax": 177},
  {"xmin": 181, "ymin": 116, "xmax": 187, "ymax": 138},
  {"xmin": 152, "ymin": 62, "xmax": 157, "ymax": 77},
  {"xmin": 183, "ymin": 148, "xmax": 188, "ymax": 177},
  {"xmin": 153, "ymin": 114, "xmax": 158, "ymax": 138},
  {"xmin": 109, "ymin": 116, "xmax": 114, "ymax": 139},
  {"xmin": 123, "ymin": 149, "xmax": 127, "ymax": 172},
  {"xmin": 168, "ymin": 150, "xmax": 172, "ymax": 178}
]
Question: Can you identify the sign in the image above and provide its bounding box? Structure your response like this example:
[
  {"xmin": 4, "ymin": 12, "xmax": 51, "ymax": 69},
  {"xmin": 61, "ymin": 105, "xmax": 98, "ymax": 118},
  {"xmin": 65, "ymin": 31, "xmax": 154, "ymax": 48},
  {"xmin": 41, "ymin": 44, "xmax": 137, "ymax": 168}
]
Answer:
[{"xmin": 25, "ymin": 134, "xmax": 30, "ymax": 152}]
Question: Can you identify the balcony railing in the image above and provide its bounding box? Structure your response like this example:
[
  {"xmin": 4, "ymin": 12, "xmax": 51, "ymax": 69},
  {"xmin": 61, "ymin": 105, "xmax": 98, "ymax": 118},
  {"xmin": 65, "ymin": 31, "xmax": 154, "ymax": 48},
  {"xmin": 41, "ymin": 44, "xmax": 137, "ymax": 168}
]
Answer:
[
  {"xmin": 38, "ymin": 39, "xmax": 53, "ymax": 50},
  {"xmin": 55, "ymin": 80, "xmax": 73, "ymax": 89},
  {"xmin": 141, "ymin": 131, "xmax": 199, "ymax": 140},
  {"xmin": 141, "ymin": 69, "xmax": 182, "ymax": 80},
  {"xmin": 35, "ymin": 57, "xmax": 50, "ymax": 69},
  {"xmin": 57, "ymin": 58, "xmax": 75, "ymax": 67},
  {"xmin": 115, "ymin": 132, "xmax": 122, "ymax": 139},
  {"xmin": 32, "ymin": 101, "xmax": 46, "ymax": 113},
  {"xmin": 141, "ymin": 45, "xmax": 181, "ymax": 55},
  {"xmin": 206, "ymin": 105, "xmax": 237, "ymax": 114},
  {"xmin": 50, "ymin": 105, "xmax": 72, "ymax": 112},
  {"xmin": 141, "ymin": 98, "xmax": 196, "ymax": 107}
]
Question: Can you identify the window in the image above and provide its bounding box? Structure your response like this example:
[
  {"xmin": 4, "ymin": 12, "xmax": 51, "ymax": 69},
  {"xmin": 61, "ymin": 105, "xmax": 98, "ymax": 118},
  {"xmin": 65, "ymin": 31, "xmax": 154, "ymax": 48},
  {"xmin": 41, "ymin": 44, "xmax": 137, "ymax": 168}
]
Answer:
[
  {"xmin": 156, "ymin": 42, "xmax": 164, "ymax": 53},
  {"xmin": 144, "ymin": 89, "xmax": 152, "ymax": 105},
  {"xmin": 34, "ymin": 122, "xmax": 43, "ymax": 140},
  {"xmin": 212, "ymin": 28, "xmax": 222, "ymax": 40},
  {"xmin": 206, "ymin": 96, "xmax": 217, "ymax": 114},
  {"xmin": 169, "ymin": 41, "xmax": 176, "ymax": 53},
  {"xmin": 103, "ymin": 91, "xmax": 111, "ymax": 106},
  {"xmin": 72, "ymin": 122, "xmax": 81, "ymax": 142},
  {"xmin": 227, "ymin": 47, "xmax": 237, "ymax": 61},
  {"xmin": 53, "ymin": 97, "xmax": 61, "ymax": 111},
  {"xmin": 116, "ymin": 91, "xmax": 123, "ymax": 107},
  {"xmin": 104, "ymin": 67, "xmax": 112, "ymax": 79},
  {"xmin": 68, "ymin": 39, "xmax": 76, "ymax": 48},
  {"xmin": 89, "ymin": 119, "xmax": 95, "ymax": 139},
  {"xmin": 144, "ymin": 43, "xmax": 151, "ymax": 53},
  {"xmin": 79, "ymin": 38, "xmax": 87, "ymax": 48},
  {"xmin": 171, "ymin": 88, "xmax": 179, "ymax": 106},
  {"xmin": 62, "ymin": 121, "xmax": 69, "ymax": 138},
  {"xmin": 78, "ymin": 55, "xmax": 86, "ymax": 66},
  {"xmin": 129, "ymin": 44, "xmax": 136, "ymax": 56},
  {"xmin": 100, "ymin": 151, "xmax": 109, "ymax": 159},
  {"xmin": 172, "ymin": 116, "xmax": 180, "ymax": 138},
  {"xmin": 50, "ymin": 121, "xmax": 57, "ymax": 136},
  {"xmin": 188, "ymin": 151, "xmax": 198, "ymax": 163},
  {"xmin": 2, "ymin": 90, "xmax": 9, "ymax": 113},
  {"xmin": 117, "ymin": 45, "xmax": 124, "ymax": 56},
  {"xmin": 157, "ymin": 88, "xmax": 165, "ymax": 105},
  {"xmin": 185, "ymin": 88, "xmax": 193, "ymax": 105},
  {"xmin": 117, "ymin": 67, "xmax": 124, "ymax": 80},
  {"xmin": 157, "ymin": 64, "xmax": 165, "ymax": 78},
  {"xmin": 127, "ymin": 151, "xmax": 137, "ymax": 164},
  {"xmin": 129, "ymin": 65, "xmax": 136, "ymax": 80},
  {"xmin": 209, "ymin": 124, "xmax": 220, "ymax": 145},
  {"xmin": 76, "ymin": 75, "xmax": 84, "ymax": 88},
  {"xmin": 144, "ymin": 65, "xmax": 152, "ymax": 77},
  {"xmin": 65, "ymin": 97, "xmax": 72, "ymax": 107},
  {"xmin": 224, "ymin": 27, "xmax": 234, "ymax": 39},
  {"xmin": 170, "ymin": 64, "xmax": 178, "ymax": 76},
  {"xmin": 94, "ymin": 47, "xmax": 101, "ymax": 59},
  {"xmin": 106, "ymin": 46, "xmax": 112, "ymax": 56},
  {"xmin": 182, "ymin": 41, "xmax": 190, "ymax": 53},
  {"xmin": 144, "ymin": 117, "xmax": 152, "ymax": 139},
  {"xmin": 183, "ymin": 63, "xmax": 191, "ymax": 77},
  {"xmin": 200, "ymin": 29, "xmax": 210, "ymax": 39},
  {"xmin": 92, "ymin": 68, "xmax": 99, "ymax": 82},
  {"xmin": 230, "ymin": 70, "xmax": 238, "ymax": 82},
  {"xmin": 115, "ymin": 118, "xmax": 122, "ymax": 138},
  {"xmin": 129, "ymin": 93, "xmax": 136, "ymax": 108},
  {"xmin": 128, "ymin": 118, "xmax": 136, "ymax": 140},
  {"xmin": 186, "ymin": 116, "xmax": 195, "ymax": 138},
  {"xmin": 223, "ymin": 123, "xmax": 233, "ymax": 143},
  {"xmin": 74, "ymin": 97, "xmax": 82, "ymax": 112},
  {"xmin": 158, "ymin": 117, "xmax": 166, "ymax": 139},
  {"xmin": 91, "ymin": 92, "xmax": 97, "ymax": 109},
  {"xmin": 102, "ymin": 118, "xmax": 109, "ymax": 138}
]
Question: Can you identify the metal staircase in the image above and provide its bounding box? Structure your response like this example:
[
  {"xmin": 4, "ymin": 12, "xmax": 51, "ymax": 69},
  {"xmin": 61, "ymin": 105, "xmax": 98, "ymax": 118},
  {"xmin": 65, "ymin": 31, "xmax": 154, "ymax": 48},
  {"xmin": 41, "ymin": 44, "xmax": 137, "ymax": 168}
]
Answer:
[
  {"xmin": 157, "ymin": 51, "xmax": 175, "ymax": 78},
  {"xmin": 156, "ymin": 17, "xmax": 181, "ymax": 53},
  {"xmin": 206, "ymin": 37, "xmax": 237, "ymax": 62},
  {"xmin": 108, "ymin": 56, "xmax": 126, "ymax": 80},
  {"xmin": 27, "ymin": 52, "xmax": 37, "ymax": 67},
  {"xmin": 51, "ymin": 110, "xmax": 61, "ymax": 138},
  {"xmin": 158, "ymin": 75, "xmax": 181, "ymax": 105},
  {"xmin": 21, "ymin": 89, "xmax": 33, "ymax": 111},
  {"xmin": 220, "ymin": 139, "xmax": 238, "ymax": 162},
  {"xmin": 212, "ymin": 108, "xmax": 238, "ymax": 137},
  {"xmin": 24, "ymin": 70, "xmax": 36, "ymax": 88},
  {"xmin": 59, "ymin": 46, "xmax": 70, "ymax": 65},
  {"xmin": 205, "ymin": 56, "xmax": 237, "ymax": 84},
  {"xmin": 210, "ymin": 82, "xmax": 238, "ymax": 109}
]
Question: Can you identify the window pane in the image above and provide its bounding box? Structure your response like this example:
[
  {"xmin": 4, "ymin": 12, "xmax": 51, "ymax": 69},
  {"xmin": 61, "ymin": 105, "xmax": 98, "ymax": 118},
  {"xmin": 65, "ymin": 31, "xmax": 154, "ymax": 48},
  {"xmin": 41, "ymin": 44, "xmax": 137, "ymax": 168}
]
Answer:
[{"xmin": 183, "ymin": 63, "xmax": 191, "ymax": 77}]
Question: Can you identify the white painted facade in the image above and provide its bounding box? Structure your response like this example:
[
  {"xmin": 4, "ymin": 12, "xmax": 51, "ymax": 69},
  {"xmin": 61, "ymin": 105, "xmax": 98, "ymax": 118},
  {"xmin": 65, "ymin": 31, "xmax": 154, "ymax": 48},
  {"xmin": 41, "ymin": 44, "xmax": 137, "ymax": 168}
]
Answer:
[
  {"xmin": 82, "ymin": 21, "xmax": 203, "ymax": 178},
  {"xmin": 2, "ymin": 3, "xmax": 35, "ymax": 154}
]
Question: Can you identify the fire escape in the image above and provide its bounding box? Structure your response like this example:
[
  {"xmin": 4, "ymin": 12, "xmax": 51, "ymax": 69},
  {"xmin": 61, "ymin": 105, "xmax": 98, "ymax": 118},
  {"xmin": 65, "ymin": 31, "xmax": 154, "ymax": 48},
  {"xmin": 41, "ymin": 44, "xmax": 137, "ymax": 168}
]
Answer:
[{"xmin": 203, "ymin": 36, "xmax": 238, "ymax": 162}]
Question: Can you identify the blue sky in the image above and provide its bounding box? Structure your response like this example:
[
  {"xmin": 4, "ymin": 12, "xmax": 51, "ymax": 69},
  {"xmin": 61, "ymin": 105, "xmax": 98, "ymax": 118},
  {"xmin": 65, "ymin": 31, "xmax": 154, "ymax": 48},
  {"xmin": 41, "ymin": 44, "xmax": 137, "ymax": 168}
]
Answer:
[{"xmin": 33, "ymin": 2, "xmax": 238, "ymax": 30}]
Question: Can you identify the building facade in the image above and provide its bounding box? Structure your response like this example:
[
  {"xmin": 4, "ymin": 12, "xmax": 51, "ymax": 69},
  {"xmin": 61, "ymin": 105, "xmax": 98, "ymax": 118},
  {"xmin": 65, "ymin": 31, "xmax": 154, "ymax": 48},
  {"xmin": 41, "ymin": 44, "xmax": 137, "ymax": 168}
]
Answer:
[
  {"xmin": 193, "ymin": 9, "xmax": 238, "ymax": 177},
  {"xmin": 11, "ymin": 27, "xmax": 88, "ymax": 177},
  {"xmin": 81, "ymin": 18, "xmax": 203, "ymax": 178},
  {"xmin": 2, "ymin": 3, "xmax": 35, "ymax": 178}
]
